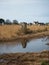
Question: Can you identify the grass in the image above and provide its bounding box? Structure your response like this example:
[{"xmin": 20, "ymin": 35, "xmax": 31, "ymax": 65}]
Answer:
[
  {"xmin": 0, "ymin": 24, "xmax": 49, "ymax": 42},
  {"xmin": 0, "ymin": 25, "xmax": 21, "ymax": 39},
  {"xmin": 27, "ymin": 25, "xmax": 49, "ymax": 32}
]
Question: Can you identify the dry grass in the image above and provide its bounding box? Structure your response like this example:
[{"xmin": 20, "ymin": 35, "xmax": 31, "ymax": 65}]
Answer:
[
  {"xmin": 0, "ymin": 25, "xmax": 21, "ymax": 39},
  {"xmin": 0, "ymin": 25, "xmax": 49, "ymax": 41},
  {"xmin": 27, "ymin": 25, "xmax": 49, "ymax": 32}
]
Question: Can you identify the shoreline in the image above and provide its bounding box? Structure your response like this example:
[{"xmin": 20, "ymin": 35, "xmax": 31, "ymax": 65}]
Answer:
[{"xmin": 0, "ymin": 31, "xmax": 49, "ymax": 42}]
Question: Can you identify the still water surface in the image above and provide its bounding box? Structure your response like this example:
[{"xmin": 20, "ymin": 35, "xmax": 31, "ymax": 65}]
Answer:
[{"xmin": 0, "ymin": 37, "xmax": 49, "ymax": 54}]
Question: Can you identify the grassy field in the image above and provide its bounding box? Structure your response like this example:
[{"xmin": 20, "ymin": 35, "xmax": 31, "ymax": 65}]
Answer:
[
  {"xmin": 0, "ymin": 25, "xmax": 49, "ymax": 41},
  {"xmin": 27, "ymin": 25, "xmax": 49, "ymax": 31},
  {"xmin": 0, "ymin": 25, "xmax": 21, "ymax": 40}
]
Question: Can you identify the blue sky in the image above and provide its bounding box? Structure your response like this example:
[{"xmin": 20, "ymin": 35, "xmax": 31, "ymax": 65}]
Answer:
[{"xmin": 0, "ymin": 0, "xmax": 49, "ymax": 23}]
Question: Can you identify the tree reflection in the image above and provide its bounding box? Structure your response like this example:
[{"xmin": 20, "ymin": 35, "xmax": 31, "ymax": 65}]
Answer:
[
  {"xmin": 21, "ymin": 39, "xmax": 29, "ymax": 48},
  {"xmin": 42, "ymin": 36, "xmax": 49, "ymax": 41},
  {"xmin": 42, "ymin": 36, "xmax": 49, "ymax": 46}
]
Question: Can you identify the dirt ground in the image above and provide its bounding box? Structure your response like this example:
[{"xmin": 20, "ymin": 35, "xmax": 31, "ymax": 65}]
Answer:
[{"xmin": 0, "ymin": 50, "xmax": 49, "ymax": 65}]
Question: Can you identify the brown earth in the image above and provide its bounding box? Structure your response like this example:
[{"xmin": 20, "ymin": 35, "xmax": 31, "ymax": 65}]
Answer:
[{"xmin": 0, "ymin": 50, "xmax": 49, "ymax": 65}]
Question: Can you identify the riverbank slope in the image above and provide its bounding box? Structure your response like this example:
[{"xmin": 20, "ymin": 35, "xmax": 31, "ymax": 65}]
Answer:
[{"xmin": 0, "ymin": 25, "xmax": 49, "ymax": 42}]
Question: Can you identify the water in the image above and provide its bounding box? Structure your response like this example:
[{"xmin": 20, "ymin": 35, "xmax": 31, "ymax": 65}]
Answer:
[{"xmin": 0, "ymin": 37, "xmax": 49, "ymax": 54}]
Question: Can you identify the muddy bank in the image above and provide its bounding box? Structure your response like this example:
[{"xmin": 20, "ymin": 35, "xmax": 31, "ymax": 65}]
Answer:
[
  {"xmin": 0, "ymin": 50, "xmax": 49, "ymax": 65},
  {"xmin": 0, "ymin": 31, "xmax": 49, "ymax": 42}
]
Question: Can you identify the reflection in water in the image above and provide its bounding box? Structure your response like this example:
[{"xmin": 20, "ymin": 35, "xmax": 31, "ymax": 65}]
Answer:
[
  {"xmin": 42, "ymin": 36, "xmax": 49, "ymax": 41},
  {"xmin": 41, "ymin": 37, "xmax": 48, "ymax": 41},
  {"xmin": 0, "ymin": 37, "xmax": 49, "ymax": 54},
  {"xmin": 42, "ymin": 36, "xmax": 49, "ymax": 45},
  {"xmin": 21, "ymin": 39, "xmax": 29, "ymax": 48}
]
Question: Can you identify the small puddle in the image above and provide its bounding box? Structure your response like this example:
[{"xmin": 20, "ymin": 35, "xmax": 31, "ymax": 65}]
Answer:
[{"xmin": 0, "ymin": 37, "xmax": 49, "ymax": 54}]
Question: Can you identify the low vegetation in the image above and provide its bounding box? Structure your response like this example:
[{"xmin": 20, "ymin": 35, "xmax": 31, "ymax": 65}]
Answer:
[{"xmin": 0, "ymin": 25, "xmax": 49, "ymax": 42}]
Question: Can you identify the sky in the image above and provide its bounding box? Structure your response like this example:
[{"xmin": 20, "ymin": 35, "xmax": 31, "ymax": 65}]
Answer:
[{"xmin": 0, "ymin": 0, "xmax": 49, "ymax": 23}]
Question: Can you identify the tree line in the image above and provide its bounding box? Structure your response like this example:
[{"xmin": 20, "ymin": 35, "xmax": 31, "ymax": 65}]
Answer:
[
  {"xmin": 0, "ymin": 18, "xmax": 18, "ymax": 25},
  {"xmin": 0, "ymin": 18, "xmax": 49, "ymax": 25}
]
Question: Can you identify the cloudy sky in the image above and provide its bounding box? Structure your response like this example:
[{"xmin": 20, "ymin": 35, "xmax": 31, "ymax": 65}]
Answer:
[{"xmin": 0, "ymin": 0, "xmax": 49, "ymax": 23}]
